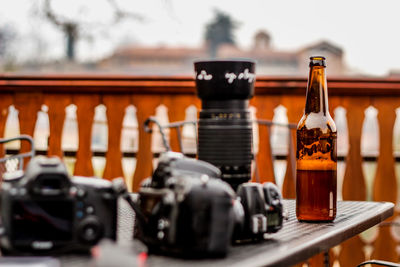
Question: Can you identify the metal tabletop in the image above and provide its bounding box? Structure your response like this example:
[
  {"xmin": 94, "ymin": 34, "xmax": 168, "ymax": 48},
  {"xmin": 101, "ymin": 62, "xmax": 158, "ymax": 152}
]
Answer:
[{"xmin": 59, "ymin": 199, "xmax": 394, "ymax": 267}]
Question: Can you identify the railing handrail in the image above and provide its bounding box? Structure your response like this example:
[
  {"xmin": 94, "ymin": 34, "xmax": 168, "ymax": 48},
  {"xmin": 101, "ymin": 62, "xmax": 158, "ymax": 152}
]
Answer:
[{"xmin": 2, "ymin": 74, "xmax": 400, "ymax": 96}]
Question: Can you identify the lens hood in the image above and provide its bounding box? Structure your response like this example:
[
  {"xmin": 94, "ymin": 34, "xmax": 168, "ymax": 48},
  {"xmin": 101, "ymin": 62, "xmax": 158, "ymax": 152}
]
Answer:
[{"xmin": 194, "ymin": 60, "xmax": 256, "ymax": 101}]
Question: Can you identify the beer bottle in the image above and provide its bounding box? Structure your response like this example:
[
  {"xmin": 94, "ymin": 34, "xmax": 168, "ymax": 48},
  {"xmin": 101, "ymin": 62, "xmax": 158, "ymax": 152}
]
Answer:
[{"xmin": 296, "ymin": 56, "xmax": 337, "ymax": 222}]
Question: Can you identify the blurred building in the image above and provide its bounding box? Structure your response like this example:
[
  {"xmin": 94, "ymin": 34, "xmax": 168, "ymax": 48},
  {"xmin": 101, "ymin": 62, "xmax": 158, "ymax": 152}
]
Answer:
[
  {"xmin": 388, "ymin": 70, "xmax": 400, "ymax": 78},
  {"xmin": 99, "ymin": 46, "xmax": 208, "ymax": 75},
  {"xmin": 98, "ymin": 30, "xmax": 347, "ymax": 76}
]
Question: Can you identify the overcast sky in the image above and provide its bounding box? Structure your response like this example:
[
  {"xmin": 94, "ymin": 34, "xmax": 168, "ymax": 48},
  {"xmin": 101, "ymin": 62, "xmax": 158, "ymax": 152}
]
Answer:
[{"xmin": 1, "ymin": 0, "xmax": 400, "ymax": 76}]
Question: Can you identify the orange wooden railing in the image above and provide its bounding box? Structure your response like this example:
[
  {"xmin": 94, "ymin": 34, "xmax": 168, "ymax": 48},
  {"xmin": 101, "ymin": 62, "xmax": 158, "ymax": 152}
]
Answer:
[{"xmin": 1, "ymin": 74, "xmax": 400, "ymax": 266}]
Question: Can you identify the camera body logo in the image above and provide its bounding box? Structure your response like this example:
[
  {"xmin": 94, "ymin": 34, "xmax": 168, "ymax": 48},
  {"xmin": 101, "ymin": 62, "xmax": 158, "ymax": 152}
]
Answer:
[{"xmin": 32, "ymin": 241, "xmax": 53, "ymax": 250}]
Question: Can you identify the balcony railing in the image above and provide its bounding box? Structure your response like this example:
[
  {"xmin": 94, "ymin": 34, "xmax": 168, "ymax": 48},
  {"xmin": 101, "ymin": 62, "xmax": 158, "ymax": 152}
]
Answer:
[{"xmin": 1, "ymin": 74, "xmax": 400, "ymax": 266}]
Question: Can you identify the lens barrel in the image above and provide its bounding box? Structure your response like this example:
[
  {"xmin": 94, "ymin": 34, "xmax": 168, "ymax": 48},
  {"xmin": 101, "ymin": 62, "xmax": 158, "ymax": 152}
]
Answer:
[{"xmin": 194, "ymin": 60, "xmax": 256, "ymax": 190}]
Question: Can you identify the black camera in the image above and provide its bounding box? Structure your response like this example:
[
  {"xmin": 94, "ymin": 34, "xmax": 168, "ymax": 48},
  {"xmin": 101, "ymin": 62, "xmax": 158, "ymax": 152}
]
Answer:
[
  {"xmin": 133, "ymin": 152, "xmax": 283, "ymax": 257},
  {"xmin": 133, "ymin": 152, "xmax": 237, "ymax": 257},
  {"xmin": 194, "ymin": 60, "xmax": 256, "ymax": 190},
  {"xmin": 0, "ymin": 157, "xmax": 118, "ymax": 254}
]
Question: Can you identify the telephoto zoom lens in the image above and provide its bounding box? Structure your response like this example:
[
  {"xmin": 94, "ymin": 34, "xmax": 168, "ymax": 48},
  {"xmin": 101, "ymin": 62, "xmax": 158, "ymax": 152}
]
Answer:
[{"xmin": 194, "ymin": 60, "xmax": 256, "ymax": 190}]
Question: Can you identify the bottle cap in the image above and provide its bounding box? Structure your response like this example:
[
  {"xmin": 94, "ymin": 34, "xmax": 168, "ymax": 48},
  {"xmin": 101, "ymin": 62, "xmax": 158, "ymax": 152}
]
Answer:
[{"xmin": 309, "ymin": 56, "xmax": 326, "ymax": 67}]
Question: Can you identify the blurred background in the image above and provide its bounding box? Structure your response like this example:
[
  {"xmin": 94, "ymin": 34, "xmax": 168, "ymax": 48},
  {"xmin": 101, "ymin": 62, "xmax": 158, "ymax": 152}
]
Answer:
[{"xmin": 1, "ymin": 0, "xmax": 400, "ymax": 77}]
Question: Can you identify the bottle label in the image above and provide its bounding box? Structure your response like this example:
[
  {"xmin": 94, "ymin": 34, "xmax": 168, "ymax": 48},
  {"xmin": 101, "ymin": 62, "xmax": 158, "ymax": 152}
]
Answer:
[{"xmin": 296, "ymin": 129, "xmax": 337, "ymax": 171}]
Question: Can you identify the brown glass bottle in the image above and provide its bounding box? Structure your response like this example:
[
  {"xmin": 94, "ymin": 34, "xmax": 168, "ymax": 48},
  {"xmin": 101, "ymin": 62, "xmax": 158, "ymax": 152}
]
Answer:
[{"xmin": 296, "ymin": 56, "xmax": 337, "ymax": 222}]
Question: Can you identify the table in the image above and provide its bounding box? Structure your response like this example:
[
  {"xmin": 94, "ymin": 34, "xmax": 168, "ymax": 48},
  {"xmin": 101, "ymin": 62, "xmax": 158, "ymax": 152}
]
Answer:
[{"xmin": 60, "ymin": 199, "xmax": 394, "ymax": 267}]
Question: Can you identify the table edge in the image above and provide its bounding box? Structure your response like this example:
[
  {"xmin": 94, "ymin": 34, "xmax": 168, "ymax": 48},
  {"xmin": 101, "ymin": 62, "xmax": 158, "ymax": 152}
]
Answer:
[{"xmin": 233, "ymin": 200, "xmax": 394, "ymax": 267}]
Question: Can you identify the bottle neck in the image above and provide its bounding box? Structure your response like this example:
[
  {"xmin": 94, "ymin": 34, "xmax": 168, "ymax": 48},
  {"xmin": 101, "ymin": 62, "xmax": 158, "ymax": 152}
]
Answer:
[{"xmin": 305, "ymin": 66, "xmax": 329, "ymax": 115}]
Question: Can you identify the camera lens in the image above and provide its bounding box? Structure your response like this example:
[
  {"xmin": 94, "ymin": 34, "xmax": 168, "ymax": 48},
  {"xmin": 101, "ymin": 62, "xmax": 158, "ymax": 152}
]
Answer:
[{"xmin": 194, "ymin": 60, "xmax": 255, "ymax": 190}]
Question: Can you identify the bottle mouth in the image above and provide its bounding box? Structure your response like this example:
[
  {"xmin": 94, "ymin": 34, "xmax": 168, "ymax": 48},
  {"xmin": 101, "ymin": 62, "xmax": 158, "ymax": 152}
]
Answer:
[{"xmin": 309, "ymin": 56, "xmax": 326, "ymax": 67}]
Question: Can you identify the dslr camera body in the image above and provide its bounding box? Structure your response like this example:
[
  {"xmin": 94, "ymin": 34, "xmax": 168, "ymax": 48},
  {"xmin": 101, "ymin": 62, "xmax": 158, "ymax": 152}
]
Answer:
[
  {"xmin": 134, "ymin": 152, "xmax": 237, "ymax": 257},
  {"xmin": 133, "ymin": 152, "xmax": 283, "ymax": 256},
  {"xmin": 0, "ymin": 157, "xmax": 118, "ymax": 254}
]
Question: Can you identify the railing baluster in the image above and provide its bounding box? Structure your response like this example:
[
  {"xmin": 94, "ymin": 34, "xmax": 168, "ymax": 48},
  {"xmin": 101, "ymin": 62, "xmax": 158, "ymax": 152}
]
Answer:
[
  {"xmin": 132, "ymin": 95, "xmax": 161, "ymax": 192},
  {"xmin": 251, "ymin": 95, "xmax": 280, "ymax": 183},
  {"xmin": 338, "ymin": 97, "xmax": 369, "ymax": 267},
  {"xmin": 14, "ymin": 93, "xmax": 42, "ymax": 165},
  {"xmin": 326, "ymin": 96, "xmax": 342, "ymax": 265},
  {"xmin": 281, "ymin": 95, "xmax": 304, "ymax": 198},
  {"xmin": 342, "ymin": 97, "xmax": 369, "ymax": 199},
  {"xmin": 103, "ymin": 95, "xmax": 130, "ymax": 180},
  {"xmin": 166, "ymin": 95, "xmax": 199, "ymax": 152},
  {"xmin": 73, "ymin": 94, "xmax": 100, "ymax": 177},
  {"xmin": 45, "ymin": 94, "xmax": 71, "ymax": 158},
  {"xmin": 0, "ymin": 95, "xmax": 12, "ymax": 157},
  {"xmin": 371, "ymin": 98, "xmax": 398, "ymax": 262}
]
